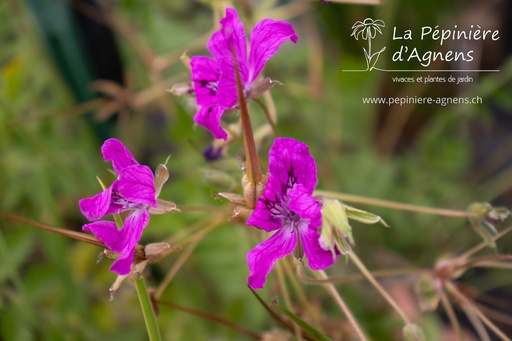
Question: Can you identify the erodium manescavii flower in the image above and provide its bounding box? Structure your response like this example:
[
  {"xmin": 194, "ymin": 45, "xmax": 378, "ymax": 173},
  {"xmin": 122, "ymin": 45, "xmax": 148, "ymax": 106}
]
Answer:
[
  {"xmin": 79, "ymin": 138, "xmax": 175, "ymax": 275},
  {"xmin": 246, "ymin": 138, "xmax": 337, "ymax": 289},
  {"xmin": 191, "ymin": 8, "xmax": 298, "ymax": 140}
]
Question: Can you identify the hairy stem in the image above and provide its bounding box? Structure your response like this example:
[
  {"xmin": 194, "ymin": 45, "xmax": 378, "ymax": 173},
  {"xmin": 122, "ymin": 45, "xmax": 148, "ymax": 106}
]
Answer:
[
  {"xmin": 276, "ymin": 261, "xmax": 303, "ymax": 341},
  {"xmin": 317, "ymin": 270, "xmax": 367, "ymax": 340},
  {"xmin": 349, "ymin": 252, "xmax": 410, "ymax": 324},
  {"xmin": 446, "ymin": 282, "xmax": 511, "ymax": 341},
  {"xmin": 438, "ymin": 285, "xmax": 462, "ymax": 341},
  {"xmin": 315, "ymin": 190, "xmax": 468, "ymax": 217},
  {"xmin": 233, "ymin": 50, "xmax": 262, "ymax": 186}
]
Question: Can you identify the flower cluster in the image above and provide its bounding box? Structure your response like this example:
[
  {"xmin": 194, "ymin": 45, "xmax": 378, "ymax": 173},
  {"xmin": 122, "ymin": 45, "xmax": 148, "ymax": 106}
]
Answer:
[
  {"xmin": 191, "ymin": 8, "xmax": 297, "ymax": 140},
  {"xmin": 81, "ymin": 8, "xmax": 353, "ymax": 290},
  {"xmin": 79, "ymin": 138, "xmax": 174, "ymax": 275}
]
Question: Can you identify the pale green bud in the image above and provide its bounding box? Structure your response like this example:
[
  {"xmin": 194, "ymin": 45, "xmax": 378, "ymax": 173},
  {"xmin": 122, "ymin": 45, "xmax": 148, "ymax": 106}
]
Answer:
[
  {"xmin": 319, "ymin": 198, "xmax": 355, "ymax": 257},
  {"xmin": 468, "ymin": 202, "xmax": 510, "ymax": 248},
  {"xmin": 415, "ymin": 275, "xmax": 439, "ymax": 312},
  {"xmin": 319, "ymin": 198, "xmax": 388, "ymax": 257},
  {"xmin": 403, "ymin": 323, "xmax": 426, "ymax": 341}
]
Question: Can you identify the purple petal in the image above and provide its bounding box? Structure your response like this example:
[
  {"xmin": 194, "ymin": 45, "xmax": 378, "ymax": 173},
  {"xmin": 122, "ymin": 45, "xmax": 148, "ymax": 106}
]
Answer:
[
  {"xmin": 110, "ymin": 248, "xmax": 135, "ymax": 275},
  {"xmin": 247, "ymin": 224, "xmax": 297, "ymax": 289},
  {"xmin": 216, "ymin": 59, "xmax": 248, "ymax": 109},
  {"xmin": 207, "ymin": 8, "xmax": 247, "ymax": 69},
  {"xmin": 300, "ymin": 226, "xmax": 337, "ymax": 270},
  {"xmin": 194, "ymin": 104, "xmax": 228, "ymax": 141},
  {"xmin": 268, "ymin": 138, "xmax": 317, "ymax": 195},
  {"xmin": 246, "ymin": 194, "xmax": 283, "ymax": 232},
  {"xmin": 79, "ymin": 185, "xmax": 114, "ymax": 221},
  {"xmin": 287, "ymin": 184, "xmax": 322, "ymax": 227},
  {"xmin": 117, "ymin": 165, "xmax": 156, "ymax": 207},
  {"xmin": 109, "ymin": 210, "xmax": 150, "ymax": 275},
  {"xmin": 102, "ymin": 138, "xmax": 139, "ymax": 173},
  {"xmin": 191, "ymin": 56, "xmax": 221, "ymax": 106},
  {"xmin": 84, "ymin": 211, "xmax": 150, "ymax": 276},
  {"xmin": 248, "ymin": 19, "xmax": 297, "ymax": 83},
  {"xmin": 82, "ymin": 220, "xmax": 124, "ymax": 252}
]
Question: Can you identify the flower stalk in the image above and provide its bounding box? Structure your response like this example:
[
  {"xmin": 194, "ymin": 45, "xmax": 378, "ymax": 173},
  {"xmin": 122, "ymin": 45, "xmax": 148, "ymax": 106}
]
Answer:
[
  {"xmin": 134, "ymin": 275, "xmax": 162, "ymax": 341},
  {"xmin": 233, "ymin": 52, "xmax": 263, "ymax": 192}
]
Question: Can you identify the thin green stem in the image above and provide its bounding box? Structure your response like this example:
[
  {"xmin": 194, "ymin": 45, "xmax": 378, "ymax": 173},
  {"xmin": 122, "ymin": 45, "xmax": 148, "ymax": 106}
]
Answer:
[
  {"xmin": 134, "ymin": 276, "xmax": 162, "ymax": 341},
  {"xmin": 349, "ymin": 252, "xmax": 410, "ymax": 324},
  {"xmin": 315, "ymin": 190, "xmax": 468, "ymax": 218}
]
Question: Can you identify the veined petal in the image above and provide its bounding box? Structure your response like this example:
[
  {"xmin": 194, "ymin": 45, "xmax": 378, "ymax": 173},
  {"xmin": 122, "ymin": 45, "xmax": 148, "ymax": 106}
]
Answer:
[
  {"xmin": 102, "ymin": 138, "xmax": 139, "ymax": 173},
  {"xmin": 110, "ymin": 248, "xmax": 135, "ymax": 276},
  {"xmin": 300, "ymin": 225, "xmax": 337, "ymax": 270},
  {"xmin": 79, "ymin": 185, "xmax": 114, "ymax": 221},
  {"xmin": 110, "ymin": 210, "xmax": 150, "ymax": 275},
  {"xmin": 194, "ymin": 104, "xmax": 228, "ymax": 141},
  {"xmin": 207, "ymin": 8, "xmax": 247, "ymax": 69},
  {"xmin": 268, "ymin": 138, "xmax": 317, "ymax": 195},
  {"xmin": 82, "ymin": 220, "xmax": 123, "ymax": 252},
  {"xmin": 288, "ymin": 184, "xmax": 322, "ymax": 227},
  {"xmin": 191, "ymin": 56, "xmax": 220, "ymax": 106},
  {"xmin": 247, "ymin": 225, "xmax": 297, "ymax": 289},
  {"xmin": 247, "ymin": 194, "xmax": 283, "ymax": 232},
  {"xmin": 248, "ymin": 19, "xmax": 297, "ymax": 83},
  {"xmin": 117, "ymin": 165, "xmax": 156, "ymax": 207},
  {"xmin": 216, "ymin": 59, "xmax": 248, "ymax": 109}
]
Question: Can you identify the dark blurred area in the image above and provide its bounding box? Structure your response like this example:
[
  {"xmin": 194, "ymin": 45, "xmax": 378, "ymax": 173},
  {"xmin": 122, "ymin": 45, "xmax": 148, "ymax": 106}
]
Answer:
[{"xmin": 27, "ymin": 0, "xmax": 123, "ymax": 141}]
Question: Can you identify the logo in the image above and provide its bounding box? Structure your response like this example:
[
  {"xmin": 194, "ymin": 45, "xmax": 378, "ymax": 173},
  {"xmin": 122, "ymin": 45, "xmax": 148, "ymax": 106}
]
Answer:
[
  {"xmin": 344, "ymin": 18, "xmax": 500, "ymax": 73},
  {"xmin": 350, "ymin": 18, "xmax": 386, "ymax": 71}
]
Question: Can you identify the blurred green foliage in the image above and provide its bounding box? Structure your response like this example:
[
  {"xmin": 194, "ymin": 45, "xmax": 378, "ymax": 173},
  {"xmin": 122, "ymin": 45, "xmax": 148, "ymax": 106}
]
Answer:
[{"xmin": 1, "ymin": 0, "xmax": 512, "ymax": 340}]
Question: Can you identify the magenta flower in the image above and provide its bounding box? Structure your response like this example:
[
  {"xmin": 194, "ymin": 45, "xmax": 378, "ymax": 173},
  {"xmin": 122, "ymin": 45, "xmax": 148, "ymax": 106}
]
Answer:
[
  {"xmin": 79, "ymin": 138, "xmax": 157, "ymax": 275},
  {"xmin": 191, "ymin": 8, "xmax": 298, "ymax": 140},
  {"xmin": 246, "ymin": 138, "xmax": 337, "ymax": 289}
]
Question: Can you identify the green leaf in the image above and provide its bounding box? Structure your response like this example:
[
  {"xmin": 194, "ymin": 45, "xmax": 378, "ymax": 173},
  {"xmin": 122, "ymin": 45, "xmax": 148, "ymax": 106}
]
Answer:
[{"xmin": 274, "ymin": 303, "xmax": 333, "ymax": 341}]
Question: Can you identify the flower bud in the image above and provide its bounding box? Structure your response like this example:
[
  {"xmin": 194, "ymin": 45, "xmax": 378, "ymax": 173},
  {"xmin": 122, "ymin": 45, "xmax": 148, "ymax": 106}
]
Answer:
[
  {"xmin": 319, "ymin": 198, "xmax": 354, "ymax": 257},
  {"xmin": 468, "ymin": 202, "xmax": 510, "ymax": 248},
  {"xmin": 319, "ymin": 198, "xmax": 388, "ymax": 258},
  {"xmin": 403, "ymin": 323, "xmax": 426, "ymax": 341},
  {"xmin": 415, "ymin": 275, "xmax": 439, "ymax": 312}
]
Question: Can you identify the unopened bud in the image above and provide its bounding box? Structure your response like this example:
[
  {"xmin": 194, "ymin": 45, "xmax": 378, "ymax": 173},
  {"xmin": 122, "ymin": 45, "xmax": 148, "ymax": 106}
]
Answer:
[
  {"xmin": 468, "ymin": 202, "xmax": 510, "ymax": 248},
  {"xmin": 319, "ymin": 198, "xmax": 354, "ymax": 257},
  {"xmin": 403, "ymin": 323, "xmax": 426, "ymax": 341},
  {"xmin": 415, "ymin": 275, "xmax": 439, "ymax": 312}
]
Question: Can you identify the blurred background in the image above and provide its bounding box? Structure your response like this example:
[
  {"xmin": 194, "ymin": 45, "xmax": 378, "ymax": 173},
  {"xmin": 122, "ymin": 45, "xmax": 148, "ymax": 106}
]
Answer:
[{"xmin": 1, "ymin": 0, "xmax": 512, "ymax": 340}]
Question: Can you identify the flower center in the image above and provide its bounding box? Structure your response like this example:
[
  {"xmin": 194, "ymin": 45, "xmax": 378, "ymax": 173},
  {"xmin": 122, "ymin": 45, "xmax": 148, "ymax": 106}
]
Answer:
[
  {"xmin": 112, "ymin": 191, "xmax": 147, "ymax": 211},
  {"xmin": 198, "ymin": 79, "xmax": 218, "ymax": 97}
]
